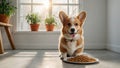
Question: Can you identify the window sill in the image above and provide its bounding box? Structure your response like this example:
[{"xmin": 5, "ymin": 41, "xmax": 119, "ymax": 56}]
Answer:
[{"xmin": 14, "ymin": 30, "xmax": 60, "ymax": 35}]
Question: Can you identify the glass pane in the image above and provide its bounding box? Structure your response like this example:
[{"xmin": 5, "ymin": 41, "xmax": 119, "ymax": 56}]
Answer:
[
  {"xmin": 52, "ymin": 6, "xmax": 68, "ymax": 30},
  {"xmin": 20, "ymin": 0, "xmax": 31, "ymax": 3},
  {"xmin": 69, "ymin": 6, "xmax": 79, "ymax": 16},
  {"xmin": 52, "ymin": 0, "xmax": 67, "ymax": 4},
  {"xmin": 20, "ymin": 5, "xmax": 31, "ymax": 17},
  {"xmin": 52, "ymin": 5, "xmax": 68, "ymax": 17},
  {"xmin": 33, "ymin": 5, "xmax": 49, "ymax": 19},
  {"xmin": 19, "ymin": 17, "xmax": 30, "ymax": 31},
  {"xmin": 69, "ymin": 0, "xmax": 79, "ymax": 4},
  {"xmin": 33, "ymin": 0, "xmax": 49, "ymax": 3}
]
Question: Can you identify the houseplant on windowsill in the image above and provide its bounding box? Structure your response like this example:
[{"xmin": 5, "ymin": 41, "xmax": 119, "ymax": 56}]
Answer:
[
  {"xmin": 45, "ymin": 16, "xmax": 57, "ymax": 31},
  {"xmin": 0, "ymin": 0, "xmax": 17, "ymax": 23},
  {"xmin": 26, "ymin": 13, "xmax": 41, "ymax": 31}
]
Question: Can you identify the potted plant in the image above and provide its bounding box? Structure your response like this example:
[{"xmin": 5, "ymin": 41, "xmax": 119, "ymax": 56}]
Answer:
[
  {"xmin": 0, "ymin": 0, "xmax": 17, "ymax": 23},
  {"xmin": 26, "ymin": 13, "xmax": 41, "ymax": 31},
  {"xmin": 45, "ymin": 16, "xmax": 57, "ymax": 31}
]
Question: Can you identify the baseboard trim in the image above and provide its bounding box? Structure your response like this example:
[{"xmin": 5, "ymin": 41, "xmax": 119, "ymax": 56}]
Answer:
[
  {"xmin": 4, "ymin": 43, "xmax": 106, "ymax": 50},
  {"xmin": 85, "ymin": 43, "xmax": 106, "ymax": 49},
  {"xmin": 107, "ymin": 44, "xmax": 120, "ymax": 53}
]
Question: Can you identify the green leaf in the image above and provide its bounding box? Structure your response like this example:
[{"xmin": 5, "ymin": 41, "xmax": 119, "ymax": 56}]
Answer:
[
  {"xmin": 25, "ymin": 13, "xmax": 41, "ymax": 24},
  {"xmin": 45, "ymin": 16, "xmax": 57, "ymax": 25}
]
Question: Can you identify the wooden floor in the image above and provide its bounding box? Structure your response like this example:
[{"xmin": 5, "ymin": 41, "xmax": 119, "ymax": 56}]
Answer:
[{"xmin": 0, "ymin": 50, "xmax": 120, "ymax": 68}]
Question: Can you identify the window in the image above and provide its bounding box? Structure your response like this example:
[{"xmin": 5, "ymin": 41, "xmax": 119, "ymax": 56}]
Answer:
[{"xmin": 17, "ymin": 0, "xmax": 82, "ymax": 31}]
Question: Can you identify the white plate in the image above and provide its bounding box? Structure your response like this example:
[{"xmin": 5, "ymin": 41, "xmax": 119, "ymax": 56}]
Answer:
[{"xmin": 61, "ymin": 54, "xmax": 99, "ymax": 65}]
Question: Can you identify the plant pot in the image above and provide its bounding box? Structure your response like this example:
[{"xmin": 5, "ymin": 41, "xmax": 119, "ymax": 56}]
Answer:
[
  {"xmin": 30, "ymin": 24, "xmax": 40, "ymax": 31},
  {"xmin": 0, "ymin": 14, "xmax": 10, "ymax": 23},
  {"xmin": 45, "ymin": 24, "xmax": 55, "ymax": 31}
]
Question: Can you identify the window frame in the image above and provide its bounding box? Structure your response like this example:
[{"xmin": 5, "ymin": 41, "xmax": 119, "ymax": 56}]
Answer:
[{"xmin": 17, "ymin": 0, "xmax": 81, "ymax": 31}]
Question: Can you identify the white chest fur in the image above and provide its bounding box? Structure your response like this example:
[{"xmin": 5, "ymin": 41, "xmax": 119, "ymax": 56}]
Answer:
[
  {"xmin": 67, "ymin": 41, "xmax": 77, "ymax": 56},
  {"xmin": 62, "ymin": 34, "xmax": 83, "ymax": 56}
]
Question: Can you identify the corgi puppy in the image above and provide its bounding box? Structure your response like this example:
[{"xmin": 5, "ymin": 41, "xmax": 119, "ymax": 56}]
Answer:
[{"xmin": 59, "ymin": 11, "xmax": 86, "ymax": 60}]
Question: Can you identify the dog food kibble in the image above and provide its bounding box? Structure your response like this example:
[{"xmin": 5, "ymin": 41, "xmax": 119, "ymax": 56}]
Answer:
[{"xmin": 67, "ymin": 55, "xmax": 96, "ymax": 62}]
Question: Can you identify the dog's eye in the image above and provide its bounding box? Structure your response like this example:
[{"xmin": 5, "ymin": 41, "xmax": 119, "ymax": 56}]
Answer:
[
  {"xmin": 75, "ymin": 23, "xmax": 78, "ymax": 26},
  {"xmin": 67, "ymin": 23, "xmax": 71, "ymax": 26}
]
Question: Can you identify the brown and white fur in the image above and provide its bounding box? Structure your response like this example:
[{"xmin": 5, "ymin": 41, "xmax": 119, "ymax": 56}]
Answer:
[{"xmin": 58, "ymin": 11, "xmax": 86, "ymax": 60}]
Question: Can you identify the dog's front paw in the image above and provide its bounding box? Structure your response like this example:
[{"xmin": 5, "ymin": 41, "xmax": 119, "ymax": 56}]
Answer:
[
  {"xmin": 60, "ymin": 53, "xmax": 67, "ymax": 60},
  {"xmin": 60, "ymin": 56, "xmax": 67, "ymax": 61},
  {"xmin": 63, "ymin": 57, "xmax": 68, "ymax": 61}
]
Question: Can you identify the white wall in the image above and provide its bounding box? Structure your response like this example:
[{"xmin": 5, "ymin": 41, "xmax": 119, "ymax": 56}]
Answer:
[
  {"xmin": 2, "ymin": 0, "xmax": 107, "ymax": 49},
  {"xmin": 107, "ymin": 0, "xmax": 120, "ymax": 53},
  {"xmin": 84, "ymin": 0, "xmax": 107, "ymax": 49}
]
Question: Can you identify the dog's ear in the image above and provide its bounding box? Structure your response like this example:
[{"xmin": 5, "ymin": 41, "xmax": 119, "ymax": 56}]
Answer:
[
  {"xmin": 59, "ymin": 11, "xmax": 68, "ymax": 23},
  {"xmin": 77, "ymin": 11, "xmax": 86, "ymax": 26}
]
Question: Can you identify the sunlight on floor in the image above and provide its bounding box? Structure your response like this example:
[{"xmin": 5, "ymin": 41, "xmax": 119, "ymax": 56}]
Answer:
[
  {"xmin": 13, "ymin": 52, "xmax": 38, "ymax": 57},
  {"xmin": 44, "ymin": 52, "xmax": 59, "ymax": 56}
]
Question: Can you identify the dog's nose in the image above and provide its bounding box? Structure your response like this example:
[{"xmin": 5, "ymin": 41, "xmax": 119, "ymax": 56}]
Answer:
[{"xmin": 71, "ymin": 28, "xmax": 75, "ymax": 33}]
